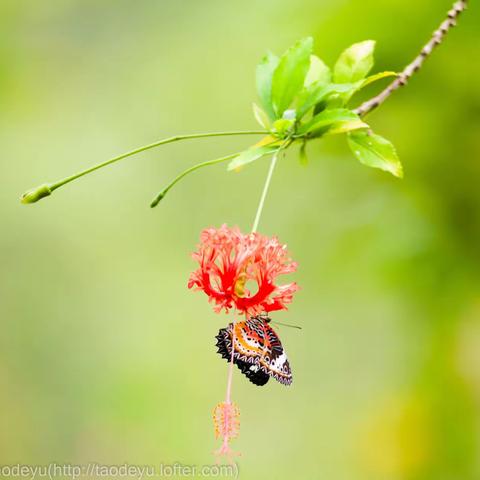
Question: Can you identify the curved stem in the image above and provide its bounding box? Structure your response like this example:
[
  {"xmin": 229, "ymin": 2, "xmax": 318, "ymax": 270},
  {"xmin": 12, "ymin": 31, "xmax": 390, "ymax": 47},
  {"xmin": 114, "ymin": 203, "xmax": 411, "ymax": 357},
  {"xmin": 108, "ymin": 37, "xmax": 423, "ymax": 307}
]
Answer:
[
  {"xmin": 50, "ymin": 131, "xmax": 264, "ymax": 190},
  {"xmin": 150, "ymin": 152, "xmax": 240, "ymax": 208},
  {"xmin": 21, "ymin": 130, "xmax": 267, "ymax": 204},
  {"xmin": 354, "ymin": 0, "xmax": 468, "ymax": 117}
]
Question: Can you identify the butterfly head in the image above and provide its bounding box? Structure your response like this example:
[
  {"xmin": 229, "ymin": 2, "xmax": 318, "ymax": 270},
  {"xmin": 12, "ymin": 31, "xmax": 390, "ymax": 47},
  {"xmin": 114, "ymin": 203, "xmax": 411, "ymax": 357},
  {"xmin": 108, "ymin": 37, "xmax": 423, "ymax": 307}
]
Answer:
[{"xmin": 251, "ymin": 312, "xmax": 271, "ymax": 323}]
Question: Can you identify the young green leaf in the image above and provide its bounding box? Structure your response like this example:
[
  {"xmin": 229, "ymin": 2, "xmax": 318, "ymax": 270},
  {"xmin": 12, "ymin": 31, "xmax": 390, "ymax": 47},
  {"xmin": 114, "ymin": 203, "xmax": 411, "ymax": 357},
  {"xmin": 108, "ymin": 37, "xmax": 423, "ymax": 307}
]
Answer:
[
  {"xmin": 325, "ymin": 119, "xmax": 369, "ymax": 135},
  {"xmin": 304, "ymin": 55, "xmax": 331, "ymax": 87},
  {"xmin": 360, "ymin": 71, "xmax": 397, "ymax": 89},
  {"xmin": 297, "ymin": 108, "xmax": 361, "ymax": 137},
  {"xmin": 297, "ymin": 83, "xmax": 354, "ymax": 119},
  {"xmin": 227, "ymin": 143, "xmax": 279, "ymax": 171},
  {"xmin": 252, "ymin": 103, "xmax": 271, "ymax": 129},
  {"xmin": 256, "ymin": 52, "xmax": 280, "ymax": 120},
  {"xmin": 299, "ymin": 140, "xmax": 308, "ymax": 166},
  {"xmin": 323, "ymin": 94, "xmax": 346, "ymax": 110},
  {"xmin": 273, "ymin": 118, "xmax": 294, "ymax": 137},
  {"xmin": 333, "ymin": 40, "xmax": 375, "ymax": 83},
  {"xmin": 347, "ymin": 130, "xmax": 403, "ymax": 177},
  {"xmin": 340, "ymin": 71, "xmax": 398, "ymax": 105},
  {"xmin": 271, "ymin": 37, "xmax": 313, "ymax": 117}
]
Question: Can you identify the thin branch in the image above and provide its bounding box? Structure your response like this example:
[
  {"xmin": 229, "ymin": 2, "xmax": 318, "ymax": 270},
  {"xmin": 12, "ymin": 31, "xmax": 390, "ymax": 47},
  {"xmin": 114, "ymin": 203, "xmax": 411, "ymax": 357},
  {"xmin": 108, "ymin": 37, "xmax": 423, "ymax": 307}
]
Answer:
[{"xmin": 354, "ymin": 0, "xmax": 468, "ymax": 117}]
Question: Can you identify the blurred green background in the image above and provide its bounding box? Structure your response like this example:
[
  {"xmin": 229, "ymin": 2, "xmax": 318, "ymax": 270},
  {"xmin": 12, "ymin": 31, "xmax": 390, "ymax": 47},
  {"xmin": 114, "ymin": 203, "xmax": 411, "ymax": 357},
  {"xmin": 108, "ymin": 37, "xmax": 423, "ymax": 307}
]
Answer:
[{"xmin": 1, "ymin": 0, "xmax": 479, "ymax": 478}]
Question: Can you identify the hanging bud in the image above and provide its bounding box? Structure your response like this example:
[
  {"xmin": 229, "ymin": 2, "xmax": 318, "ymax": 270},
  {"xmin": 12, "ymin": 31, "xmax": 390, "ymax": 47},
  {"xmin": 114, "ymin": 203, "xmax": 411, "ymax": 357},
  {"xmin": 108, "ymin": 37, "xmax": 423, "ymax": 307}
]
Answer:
[{"xmin": 21, "ymin": 185, "xmax": 52, "ymax": 204}]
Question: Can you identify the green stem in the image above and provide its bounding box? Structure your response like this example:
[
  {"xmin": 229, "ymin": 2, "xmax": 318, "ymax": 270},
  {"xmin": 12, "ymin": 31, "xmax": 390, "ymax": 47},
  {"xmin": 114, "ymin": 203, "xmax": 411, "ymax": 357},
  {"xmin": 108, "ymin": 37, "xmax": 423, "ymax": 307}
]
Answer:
[
  {"xmin": 251, "ymin": 151, "xmax": 279, "ymax": 233},
  {"xmin": 21, "ymin": 130, "xmax": 267, "ymax": 204},
  {"xmin": 251, "ymin": 140, "xmax": 291, "ymax": 233},
  {"xmin": 150, "ymin": 152, "xmax": 240, "ymax": 208}
]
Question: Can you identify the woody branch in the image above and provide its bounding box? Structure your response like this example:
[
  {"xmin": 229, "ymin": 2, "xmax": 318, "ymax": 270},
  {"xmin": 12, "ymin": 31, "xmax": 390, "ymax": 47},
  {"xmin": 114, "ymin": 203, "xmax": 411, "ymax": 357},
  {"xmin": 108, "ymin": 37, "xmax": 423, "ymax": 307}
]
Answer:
[{"xmin": 354, "ymin": 0, "xmax": 468, "ymax": 118}]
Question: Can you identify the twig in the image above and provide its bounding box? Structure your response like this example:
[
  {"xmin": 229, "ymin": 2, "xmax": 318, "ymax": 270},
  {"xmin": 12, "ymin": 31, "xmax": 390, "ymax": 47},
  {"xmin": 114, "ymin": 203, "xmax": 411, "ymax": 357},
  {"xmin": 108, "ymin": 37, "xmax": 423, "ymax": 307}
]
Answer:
[{"xmin": 354, "ymin": 0, "xmax": 468, "ymax": 117}]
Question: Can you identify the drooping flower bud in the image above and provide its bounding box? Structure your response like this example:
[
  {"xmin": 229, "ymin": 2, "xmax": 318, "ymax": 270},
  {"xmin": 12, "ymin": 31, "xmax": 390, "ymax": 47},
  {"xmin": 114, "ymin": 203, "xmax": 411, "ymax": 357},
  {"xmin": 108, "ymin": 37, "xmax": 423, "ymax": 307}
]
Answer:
[{"xmin": 21, "ymin": 184, "xmax": 52, "ymax": 204}]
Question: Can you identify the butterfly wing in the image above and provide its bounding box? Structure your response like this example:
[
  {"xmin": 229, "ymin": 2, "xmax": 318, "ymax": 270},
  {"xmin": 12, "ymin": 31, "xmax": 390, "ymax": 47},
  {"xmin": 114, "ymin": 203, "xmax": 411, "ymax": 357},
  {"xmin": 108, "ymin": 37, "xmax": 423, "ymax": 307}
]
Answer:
[
  {"xmin": 215, "ymin": 324, "xmax": 270, "ymax": 386},
  {"xmin": 257, "ymin": 321, "xmax": 293, "ymax": 386},
  {"xmin": 215, "ymin": 316, "xmax": 293, "ymax": 386}
]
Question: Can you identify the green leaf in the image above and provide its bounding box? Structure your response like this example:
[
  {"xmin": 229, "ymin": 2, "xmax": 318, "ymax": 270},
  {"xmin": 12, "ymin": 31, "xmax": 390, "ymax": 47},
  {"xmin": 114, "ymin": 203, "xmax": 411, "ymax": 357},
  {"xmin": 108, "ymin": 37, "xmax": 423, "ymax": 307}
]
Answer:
[
  {"xmin": 227, "ymin": 144, "xmax": 279, "ymax": 171},
  {"xmin": 333, "ymin": 40, "xmax": 375, "ymax": 83},
  {"xmin": 252, "ymin": 103, "xmax": 271, "ymax": 129},
  {"xmin": 271, "ymin": 37, "xmax": 313, "ymax": 117},
  {"xmin": 299, "ymin": 140, "xmax": 308, "ymax": 166},
  {"xmin": 347, "ymin": 130, "xmax": 403, "ymax": 177},
  {"xmin": 324, "ymin": 93, "xmax": 346, "ymax": 110},
  {"xmin": 298, "ymin": 108, "xmax": 361, "ymax": 137},
  {"xmin": 297, "ymin": 83, "xmax": 354, "ymax": 119},
  {"xmin": 325, "ymin": 119, "xmax": 369, "ymax": 135},
  {"xmin": 273, "ymin": 118, "xmax": 294, "ymax": 136},
  {"xmin": 256, "ymin": 52, "xmax": 279, "ymax": 120},
  {"xmin": 360, "ymin": 71, "xmax": 397, "ymax": 89},
  {"xmin": 341, "ymin": 71, "xmax": 398, "ymax": 105},
  {"xmin": 304, "ymin": 55, "xmax": 331, "ymax": 87}
]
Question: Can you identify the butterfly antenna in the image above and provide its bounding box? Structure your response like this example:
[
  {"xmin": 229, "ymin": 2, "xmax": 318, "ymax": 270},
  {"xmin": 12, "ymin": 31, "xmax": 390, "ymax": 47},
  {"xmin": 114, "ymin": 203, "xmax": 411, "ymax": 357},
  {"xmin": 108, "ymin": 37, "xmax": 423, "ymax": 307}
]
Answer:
[{"xmin": 271, "ymin": 321, "xmax": 302, "ymax": 330}]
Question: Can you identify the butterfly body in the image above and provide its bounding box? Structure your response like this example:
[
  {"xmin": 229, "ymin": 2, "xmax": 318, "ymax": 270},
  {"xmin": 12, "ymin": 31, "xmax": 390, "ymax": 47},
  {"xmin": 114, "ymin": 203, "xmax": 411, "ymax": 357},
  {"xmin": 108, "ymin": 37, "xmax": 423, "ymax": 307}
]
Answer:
[{"xmin": 215, "ymin": 315, "xmax": 292, "ymax": 386}]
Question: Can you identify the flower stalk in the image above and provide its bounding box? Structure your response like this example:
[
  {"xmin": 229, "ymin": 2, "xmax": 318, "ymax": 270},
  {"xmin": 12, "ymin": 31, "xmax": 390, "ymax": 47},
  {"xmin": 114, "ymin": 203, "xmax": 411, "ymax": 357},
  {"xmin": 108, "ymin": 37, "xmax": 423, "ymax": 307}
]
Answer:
[
  {"xmin": 150, "ymin": 152, "xmax": 240, "ymax": 208},
  {"xmin": 21, "ymin": 130, "xmax": 266, "ymax": 204},
  {"xmin": 251, "ymin": 139, "xmax": 291, "ymax": 232},
  {"xmin": 251, "ymin": 151, "xmax": 279, "ymax": 233}
]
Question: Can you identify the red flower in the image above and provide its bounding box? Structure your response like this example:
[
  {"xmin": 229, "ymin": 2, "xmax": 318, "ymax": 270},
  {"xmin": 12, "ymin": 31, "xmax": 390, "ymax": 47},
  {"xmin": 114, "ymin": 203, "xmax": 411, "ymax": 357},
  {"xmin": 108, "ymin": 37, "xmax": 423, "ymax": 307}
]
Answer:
[{"xmin": 188, "ymin": 224, "xmax": 298, "ymax": 316}]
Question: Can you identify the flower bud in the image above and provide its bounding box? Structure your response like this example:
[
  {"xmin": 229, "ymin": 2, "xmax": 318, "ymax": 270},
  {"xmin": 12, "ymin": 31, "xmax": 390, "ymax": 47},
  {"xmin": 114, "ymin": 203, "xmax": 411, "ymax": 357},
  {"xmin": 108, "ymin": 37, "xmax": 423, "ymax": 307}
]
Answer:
[
  {"xmin": 21, "ymin": 184, "xmax": 52, "ymax": 204},
  {"xmin": 150, "ymin": 191, "xmax": 166, "ymax": 208}
]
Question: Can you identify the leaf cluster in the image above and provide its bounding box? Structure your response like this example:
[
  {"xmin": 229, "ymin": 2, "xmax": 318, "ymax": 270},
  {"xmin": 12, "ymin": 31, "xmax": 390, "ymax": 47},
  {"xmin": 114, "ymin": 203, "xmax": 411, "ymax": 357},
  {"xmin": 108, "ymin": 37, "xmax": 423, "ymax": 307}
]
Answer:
[{"xmin": 231, "ymin": 38, "xmax": 402, "ymax": 178}]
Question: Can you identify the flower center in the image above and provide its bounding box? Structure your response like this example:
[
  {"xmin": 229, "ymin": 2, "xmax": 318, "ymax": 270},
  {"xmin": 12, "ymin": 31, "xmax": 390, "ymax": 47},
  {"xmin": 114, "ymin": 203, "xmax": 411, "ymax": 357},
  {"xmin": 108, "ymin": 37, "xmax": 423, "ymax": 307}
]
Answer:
[{"xmin": 234, "ymin": 273, "xmax": 247, "ymax": 298}]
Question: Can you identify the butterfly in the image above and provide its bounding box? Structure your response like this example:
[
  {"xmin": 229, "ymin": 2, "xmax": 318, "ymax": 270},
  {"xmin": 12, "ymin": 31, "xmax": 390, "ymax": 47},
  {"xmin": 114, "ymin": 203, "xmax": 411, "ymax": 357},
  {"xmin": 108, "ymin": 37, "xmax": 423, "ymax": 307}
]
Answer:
[{"xmin": 215, "ymin": 314, "xmax": 292, "ymax": 386}]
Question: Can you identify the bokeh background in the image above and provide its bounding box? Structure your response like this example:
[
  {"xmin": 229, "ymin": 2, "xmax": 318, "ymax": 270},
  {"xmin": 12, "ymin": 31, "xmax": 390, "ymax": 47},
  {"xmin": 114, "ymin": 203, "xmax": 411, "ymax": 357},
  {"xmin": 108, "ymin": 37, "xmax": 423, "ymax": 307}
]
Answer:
[{"xmin": 1, "ymin": 0, "xmax": 479, "ymax": 479}]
